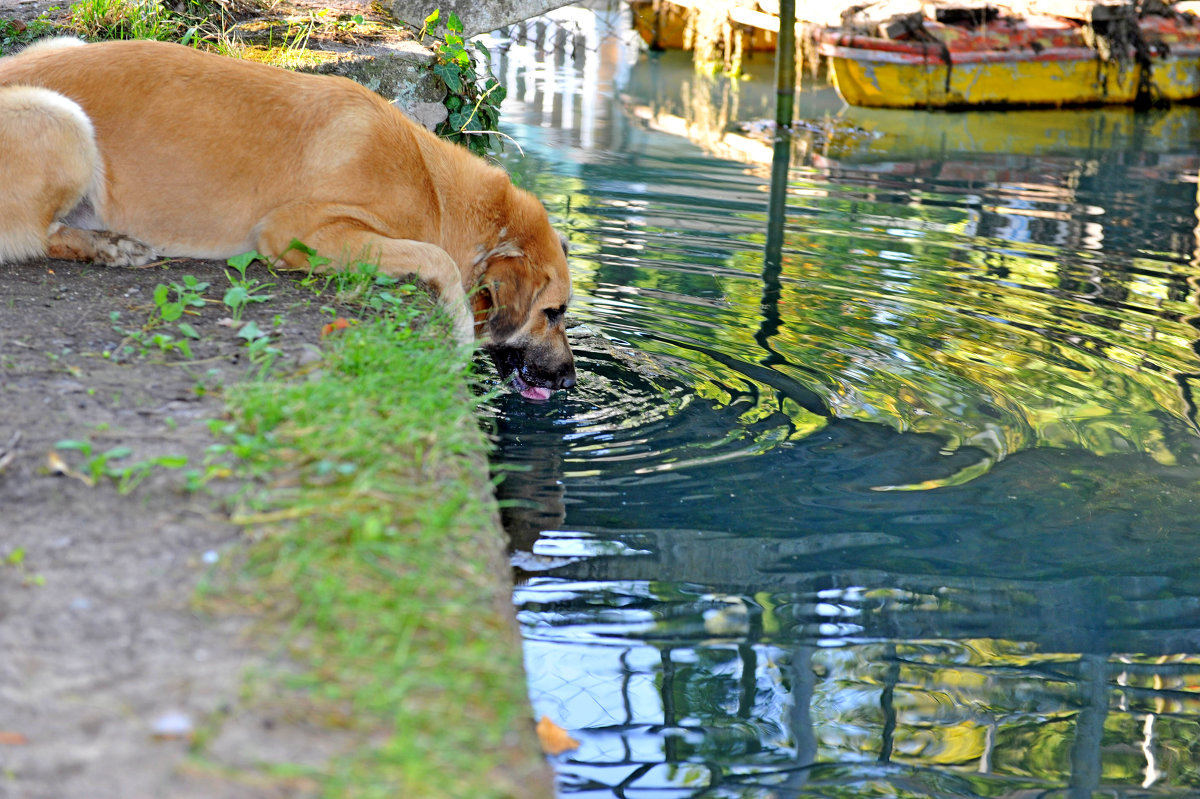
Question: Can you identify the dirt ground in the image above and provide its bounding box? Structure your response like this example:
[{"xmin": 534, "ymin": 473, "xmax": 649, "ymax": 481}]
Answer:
[{"xmin": 0, "ymin": 257, "xmax": 355, "ymax": 798}]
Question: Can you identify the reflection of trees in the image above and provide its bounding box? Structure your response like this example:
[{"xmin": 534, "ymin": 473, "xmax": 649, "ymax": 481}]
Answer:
[
  {"xmin": 737, "ymin": 129, "xmax": 1200, "ymax": 474},
  {"xmin": 527, "ymin": 574, "xmax": 1200, "ymax": 795},
  {"xmin": 513, "ymin": 436, "xmax": 1200, "ymax": 795}
]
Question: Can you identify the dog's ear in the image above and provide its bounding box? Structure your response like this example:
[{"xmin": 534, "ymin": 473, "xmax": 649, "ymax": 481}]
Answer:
[{"xmin": 473, "ymin": 254, "xmax": 537, "ymax": 342}]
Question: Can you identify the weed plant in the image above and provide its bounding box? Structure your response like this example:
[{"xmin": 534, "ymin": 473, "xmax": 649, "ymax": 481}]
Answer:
[
  {"xmin": 417, "ymin": 10, "xmax": 506, "ymax": 157},
  {"xmin": 209, "ymin": 282, "xmax": 543, "ymax": 796},
  {"xmin": 54, "ymin": 438, "xmax": 189, "ymax": 493},
  {"xmin": 0, "ymin": 14, "xmax": 59, "ymax": 54},
  {"xmin": 109, "ymin": 275, "xmax": 209, "ymax": 360}
]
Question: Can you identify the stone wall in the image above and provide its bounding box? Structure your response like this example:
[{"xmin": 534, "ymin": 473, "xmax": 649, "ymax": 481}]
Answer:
[{"xmin": 390, "ymin": 0, "xmax": 580, "ymax": 36}]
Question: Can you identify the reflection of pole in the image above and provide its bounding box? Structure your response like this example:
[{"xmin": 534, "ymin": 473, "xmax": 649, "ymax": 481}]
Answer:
[
  {"xmin": 758, "ymin": 129, "xmax": 790, "ymax": 354},
  {"xmin": 980, "ymin": 722, "xmax": 996, "ymax": 773},
  {"xmin": 756, "ymin": 128, "xmax": 830, "ymax": 417},
  {"xmin": 879, "ymin": 643, "xmax": 899, "ymax": 764},
  {"xmin": 775, "ymin": 0, "xmax": 796, "ymax": 128},
  {"xmin": 1068, "ymin": 654, "xmax": 1109, "ymax": 799},
  {"xmin": 738, "ymin": 644, "xmax": 758, "ymax": 720},
  {"xmin": 780, "ymin": 645, "xmax": 818, "ymax": 793},
  {"xmin": 1141, "ymin": 713, "xmax": 1161, "ymax": 788},
  {"xmin": 661, "ymin": 647, "xmax": 679, "ymax": 763}
]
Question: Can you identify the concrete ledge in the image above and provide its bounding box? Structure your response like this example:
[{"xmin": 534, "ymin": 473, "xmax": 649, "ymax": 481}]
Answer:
[{"xmin": 391, "ymin": 0, "xmax": 580, "ymax": 36}]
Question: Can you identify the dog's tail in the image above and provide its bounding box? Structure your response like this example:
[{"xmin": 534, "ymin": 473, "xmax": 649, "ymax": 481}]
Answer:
[
  {"xmin": 9, "ymin": 36, "xmax": 88, "ymax": 59},
  {"xmin": 0, "ymin": 85, "xmax": 102, "ymax": 264}
]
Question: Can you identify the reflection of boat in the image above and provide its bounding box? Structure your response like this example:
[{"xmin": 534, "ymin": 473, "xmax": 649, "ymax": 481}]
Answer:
[
  {"xmin": 818, "ymin": 9, "xmax": 1200, "ymax": 108},
  {"xmin": 629, "ymin": 0, "xmax": 778, "ymax": 51},
  {"xmin": 833, "ymin": 102, "xmax": 1200, "ymax": 158}
]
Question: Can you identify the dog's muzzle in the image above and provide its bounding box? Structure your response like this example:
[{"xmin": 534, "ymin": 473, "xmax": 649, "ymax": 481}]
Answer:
[{"xmin": 488, "ymin": 345, "xmax": 576, "ymax": 401}]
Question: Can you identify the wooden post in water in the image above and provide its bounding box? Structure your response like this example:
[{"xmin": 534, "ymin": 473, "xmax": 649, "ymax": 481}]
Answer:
[{"xmin": 775, "ymin": 0, "xmax": 796, "ymax": 128}]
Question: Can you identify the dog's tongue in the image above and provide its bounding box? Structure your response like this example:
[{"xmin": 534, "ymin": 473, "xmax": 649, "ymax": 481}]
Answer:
[{"xmin": 520, "ymin": 385, "xmax": 553, "ymax": 401}]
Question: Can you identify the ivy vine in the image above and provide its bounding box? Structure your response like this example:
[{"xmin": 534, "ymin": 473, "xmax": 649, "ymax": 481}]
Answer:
[{"xmin": 419, "ymin": 9, "xmax": 506, "ymax": 157}]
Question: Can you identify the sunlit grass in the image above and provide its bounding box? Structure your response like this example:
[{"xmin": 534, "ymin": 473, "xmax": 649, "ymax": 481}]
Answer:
[{"xmin": 68, "ymin": 0, "xmax": 179, "ymax": 40}]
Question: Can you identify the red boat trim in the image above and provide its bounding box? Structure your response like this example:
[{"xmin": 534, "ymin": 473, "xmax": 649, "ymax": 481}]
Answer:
[{"xmin": 817, "ymin": 41, "xmax": 1200, "ymax": 65}]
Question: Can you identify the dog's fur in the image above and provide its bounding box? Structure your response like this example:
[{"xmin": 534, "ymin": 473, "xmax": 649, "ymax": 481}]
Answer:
[{"xmin": 0, "ymin": 38, "xmax": 575, "ymax": 396}]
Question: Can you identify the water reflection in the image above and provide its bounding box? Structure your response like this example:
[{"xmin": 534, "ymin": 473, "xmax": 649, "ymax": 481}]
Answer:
[{"xmin": 486, "ymin": 6, "xmax": 1200, "ymax": 797}]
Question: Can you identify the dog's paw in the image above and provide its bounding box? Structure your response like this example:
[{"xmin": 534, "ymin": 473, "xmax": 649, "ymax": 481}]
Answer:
[
  {"xmin": 92, "ymin": 231, "xmax": 156, "ymax": 267},
  {"xmin": 46, "ymin": 225, "xmax": 157, "ymax": 266}
]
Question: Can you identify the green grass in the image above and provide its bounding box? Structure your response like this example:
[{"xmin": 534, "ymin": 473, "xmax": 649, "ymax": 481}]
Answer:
[
  {"xmin": 68, "ymin": 0, "xmax": 179, "ymax": 40},
  {"xmin": 208, "ymin": 281, "xmax": 550, "ymax": 798},
  {"xmin": 0, "ymin": 14, "xmax": 60, "ymax": 55},
  {"xmin": 64, "ymin": 0, "xmax": 246, "ymax": 45}
]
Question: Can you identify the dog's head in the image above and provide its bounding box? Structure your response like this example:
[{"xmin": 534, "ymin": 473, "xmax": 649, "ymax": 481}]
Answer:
[{"xmin": 472, "ymin": 197, "xmax": 576, "ymax": 400}]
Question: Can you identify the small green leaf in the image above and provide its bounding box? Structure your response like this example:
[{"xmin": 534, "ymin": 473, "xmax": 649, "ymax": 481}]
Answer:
[
  {"xmin": 433, "ymin": 62, "xmax": 462, "ymax": 93},
  {"xmin": 227, "ymin": 251, "xmax": 260, "ymax": 272},
  {"xmin": 285, "ymin": 239, "xmax": 316, "ymax": 257},
  {"xmin": 238, "ymin": 321, "xmax": 266, "ymax": 341},
  {"xmin": 424, "ymin": 8, "xmax": 439, "ymax": 26},
  {"xmin": 160, "ymin": 302, "xmax": 184, "ymax": 322},
  {"xmin": 224, "ymin": 286, "xmax": 250, "ymax": 308},
  {"xmin": 177, "ymin": 322, "xmax": 200, "ymax": 339},
  {"xmin": 152, "ymin": 455, "xmax": 189, "ymax": 469},
  {"xmin": 447, "ymin": 11, "xmax": 462, "ymax": 32}
]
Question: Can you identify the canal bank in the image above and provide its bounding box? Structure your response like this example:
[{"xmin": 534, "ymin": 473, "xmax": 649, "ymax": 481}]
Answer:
[{"xmin": 0, "ymin": 4, "xmax": 558, "ymax": 797}]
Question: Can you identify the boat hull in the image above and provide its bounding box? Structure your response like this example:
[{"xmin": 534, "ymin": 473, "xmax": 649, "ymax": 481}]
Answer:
[
  {"xmin": 818, "ymin": 13, "xmax": 1200, "ymax": 108},
  {"xmin": 822, "ymin": 43, "xmax": 1200, "ymax": 108}
]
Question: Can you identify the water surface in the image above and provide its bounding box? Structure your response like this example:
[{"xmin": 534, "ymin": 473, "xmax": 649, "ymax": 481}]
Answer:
[{"xmin": 487, "ymin": 14, "xmax": 1200, "ymax": 797}]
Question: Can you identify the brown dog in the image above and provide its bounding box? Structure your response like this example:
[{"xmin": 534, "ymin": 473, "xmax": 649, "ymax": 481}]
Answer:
[{"xmin": 0, "ymin": 38, "xmax": 575, "ymax": 398}]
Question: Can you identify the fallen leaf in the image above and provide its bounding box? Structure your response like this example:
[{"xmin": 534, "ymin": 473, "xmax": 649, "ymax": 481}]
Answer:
[
  {"xmin": 0, "ymin": 731, "xmax": 28, "ymax": 745},
  {"xmin": 320, "ymin": 317, "xmax": 353, "ymax": 337},
  {"xmin": 536, "ymin": 716, "xmax": 579, "ymax": 756},
  {"xmin": 46, "ymin": 451, "xmax": 93, "ymax": 486}
]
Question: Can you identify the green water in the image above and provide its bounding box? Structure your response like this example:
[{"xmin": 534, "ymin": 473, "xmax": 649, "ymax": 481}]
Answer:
[{"xmin": 489, "ymin": 30, "xmax": 1200, "ymax": 797}]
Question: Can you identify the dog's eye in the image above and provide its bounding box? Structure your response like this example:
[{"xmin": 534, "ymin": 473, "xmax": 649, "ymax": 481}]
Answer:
[{"xmin": 544, "ymin": 306, "xmax": 565, "ymax": 325}]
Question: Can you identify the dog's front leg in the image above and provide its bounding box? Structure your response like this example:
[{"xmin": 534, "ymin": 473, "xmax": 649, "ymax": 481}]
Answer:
[{"xmin": 260, "ymin": 221, "xmax": 475, "ymax": 346}]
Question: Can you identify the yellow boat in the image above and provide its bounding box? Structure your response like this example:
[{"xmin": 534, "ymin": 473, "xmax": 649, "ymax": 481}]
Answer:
[{"xmin": 817, "ymin": 11, "xmax": 1200, "ymax": 108}]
